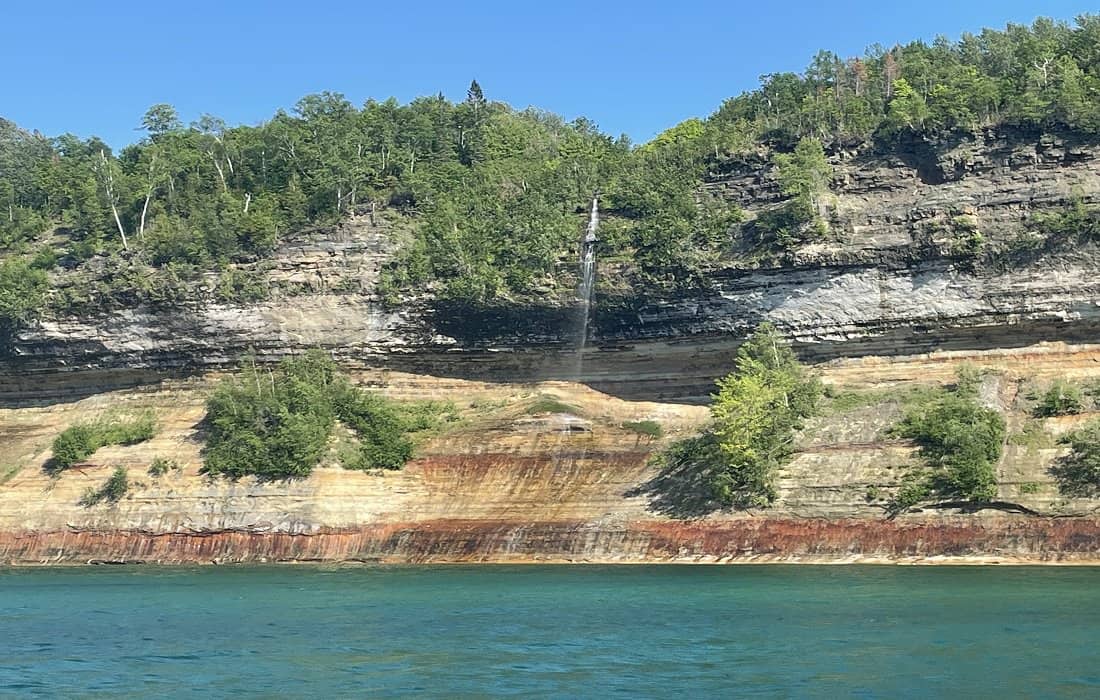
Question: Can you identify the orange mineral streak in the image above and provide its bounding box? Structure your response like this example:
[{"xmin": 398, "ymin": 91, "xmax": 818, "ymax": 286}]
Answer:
[{"xmin": 4, "ymin": 519, "xmax": 1100, "ymax": 565}]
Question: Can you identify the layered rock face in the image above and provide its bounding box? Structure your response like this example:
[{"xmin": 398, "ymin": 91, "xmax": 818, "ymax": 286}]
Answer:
[
  {"xmin": 3, "ymin": 127, "xmax": 1099, "ymax": 404},
  {"xmin": 2, "ymin": 347, "xmax": 1100, "ymax": 564},
  {"xmin": 3, "ymin": 128, "xmax": 1100, "ymax": 564}
]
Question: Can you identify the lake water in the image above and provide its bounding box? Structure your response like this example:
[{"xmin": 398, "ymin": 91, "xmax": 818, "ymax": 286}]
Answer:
[{"xmin": 1, "ymin": 565, "xmax": 1098, "ymax": 698}]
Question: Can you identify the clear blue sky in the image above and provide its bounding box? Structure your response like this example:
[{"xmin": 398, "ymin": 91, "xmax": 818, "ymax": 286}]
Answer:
[{"xmin": 2, "ymin": 0, "xmax": 1090, "ymax": 149}]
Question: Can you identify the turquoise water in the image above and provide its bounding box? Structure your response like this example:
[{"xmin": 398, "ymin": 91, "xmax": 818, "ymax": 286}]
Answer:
[{"xmin": 2, "ymin": 566, "xmax": 1099, "ymax": 698}]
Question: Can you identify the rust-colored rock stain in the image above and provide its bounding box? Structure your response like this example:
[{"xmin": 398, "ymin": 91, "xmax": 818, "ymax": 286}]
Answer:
[{"xmin": 4, "ymin": 518, "xmax": 1100, "ymax": 565}]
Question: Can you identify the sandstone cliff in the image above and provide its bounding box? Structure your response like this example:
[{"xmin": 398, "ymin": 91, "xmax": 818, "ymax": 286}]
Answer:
[{"xmin": 3, "ymin": 127, "xmax": 1100, "ymax": 564}]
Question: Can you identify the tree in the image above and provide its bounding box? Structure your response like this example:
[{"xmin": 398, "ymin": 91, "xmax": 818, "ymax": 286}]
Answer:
[
  {"xmin": 466, "ymin": 80, "xmax": 486, "ymax": 113},
  {"xmin": 773, "ymin": 137, "xmax": 831, "ymax": 213},
  {"xmin": 202, "ymin": 352, "xmax": 415, "ymax": 478},
  {"xmin": 885, "ymin": 78, "xmax": 930, "ymax": 132},
  {"xmin": 91, "ymin": 148, "xmax": 129, "ymax": 249},
  {"xmin": 0, "ymin": 258, "xmax": 47, "ymax": 337},
  {"xmin": 1034, "ymin": 379, "xmax": 1084, "ymax": 417},
  {"xmin": 141, "ymin": 104, "xmax": 181, "ymax": 138},
  {"xmin": 1052, "ymin": 419, "xmax": 1100, "ymax": 496},
  {"xmin": 708, "ymin": 323, "xmax": 821, "ymax": 506}
]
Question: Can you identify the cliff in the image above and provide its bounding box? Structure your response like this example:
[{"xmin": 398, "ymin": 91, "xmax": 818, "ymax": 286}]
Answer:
[
  {"xmin": 4, "ymin": 342, "xmax": 1100, "ymax": 564},
  {"xmin": 4, "ymin": 127, "xmax": 1099, "ymax": 405},
  {"xmin": 3, "ymin": 127, "xmax": 1100, "ymax": 564}
]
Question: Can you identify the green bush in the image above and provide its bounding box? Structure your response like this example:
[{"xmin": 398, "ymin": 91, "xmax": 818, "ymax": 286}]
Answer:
[
  {"xmin": 331, "ymin": 379, "xmax": 414, "ymax": 470},
  {"xmin": 524, "ymin": 395, "xmax": 581, "ymax": 416},
  {"xmin": 622, "ymin": 420, "xmax": 663, "ymax": 438},
  {"xmin": 50, "ymin": 413, "xmax": 158, "ymax": 471},
  {"xmin": 79, "ymin": 467, "xmax": 130, "ymax": 506},
  {"xmin": 752, "ymin": 197, "xmax": 823, "ymax": 250},
  {"xmin": 202, "ymin": 352, "xmax": 415, "ymax": 478},
  {"xmin": 0, "ymin": 257, "xmax": 48, "ymax": 341},
  {"xmin": 890, "ymin": 370, "xmax": 1006, "ymax": 511},
  {"xmin": 51, "ymin": 424, "xmax": 101, "ymax": 470},
  {"xmin": 826, "ymin": 389, "xmax": 892, "ymax": 413},
  {"xmin": 395, "ymin": 400, "xmax": 461, "ymax": 433},
  {"xmin": 148, "ymin": 457, "xmax": 180, "ymax": 477},
  {"xmin": 1051, "ymin": 420, "xmax": 1100, "ymax": 497},
  {"xmin": 214, "ymin": 268, "xmax": 269, "ymax": 304},
  {"xmin": 1034, "ymin": 380, "xmax": 1084, "ymax": 417}
]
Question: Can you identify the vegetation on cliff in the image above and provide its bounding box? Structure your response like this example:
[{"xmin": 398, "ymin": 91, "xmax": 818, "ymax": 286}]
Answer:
[
  {"xmin": 653, "ymin": 324, "xmax": 821, "ymax": 508},
  {"xmin": 50, "ymin": 412, "xmax": 157, "ymax": 472},
  {"xmin": 1033, "ymin": 379, "xmax": 1085, "ymax": 417},
  {"xmin": 79, "ymin": 467, "xmax": 130, "ymax": 507},
  {"xmin": 1051, "ymin": 420, "xmax": 1100, "ymax": 496},
  {"xmin": 202, "ymin": 351, "xmax": 420, "ymax": 478},
  {"xmin": 890, "ymin": 367, "xmax": 1006, "ymax": 512},
  {"xmin": 1, "ymin": 15, "xmax": 1099, "ymax": 334}
]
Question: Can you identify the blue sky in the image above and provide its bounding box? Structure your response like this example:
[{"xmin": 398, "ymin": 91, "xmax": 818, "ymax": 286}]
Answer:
[{"xmin": 2, "ymin": 1, "xmax": 1091, "ymax": 148}]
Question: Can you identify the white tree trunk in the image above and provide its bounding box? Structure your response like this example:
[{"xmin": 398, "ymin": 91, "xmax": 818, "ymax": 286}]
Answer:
[
  {"xmin": 98, "ymin": 150, "xmax": 129, "ymax": 250},
  {"xmin": 211, "ymin": 155, "xmax": 228, "ymax": 192},
  {"xmin": 139, "ymin": 151, "xmax": 159, "ymax": 239}
]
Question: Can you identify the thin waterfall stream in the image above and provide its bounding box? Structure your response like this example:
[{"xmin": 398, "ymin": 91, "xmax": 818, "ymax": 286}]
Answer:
[
  {"xmin": 576, "ymin": 195, "xmax": 599, "ymax": 364},
  {"xmin": 553, "ymin": 195, "xmax": 600, "ymax": 466}
]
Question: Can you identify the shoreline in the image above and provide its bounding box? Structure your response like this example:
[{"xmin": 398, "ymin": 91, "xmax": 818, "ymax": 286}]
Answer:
[{"xmin": 5, "ymin": 517, "xmax": 1100, "ymax": 566}]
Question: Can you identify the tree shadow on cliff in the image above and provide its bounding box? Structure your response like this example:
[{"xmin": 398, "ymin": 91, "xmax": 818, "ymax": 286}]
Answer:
[
  {"xmin": 915, "ymin": 500, "xmax": 1041, "ymax": 516},
  {"xmin": 626, "ymin": 432, "xmax": 729, "ymax": 519},
  {"xmin": 1049, "ymin": 451, "xmax": 1100, "ymax": 499}
]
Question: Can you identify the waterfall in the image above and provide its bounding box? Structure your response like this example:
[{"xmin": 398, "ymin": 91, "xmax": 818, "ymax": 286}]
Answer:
[
  {"xmin": 576, "ymin": 195, "xmax": 599, "ymax": 355},
  {"xmin": 555, "ymin": 194, "xmax": 600, "ymax": 463}
]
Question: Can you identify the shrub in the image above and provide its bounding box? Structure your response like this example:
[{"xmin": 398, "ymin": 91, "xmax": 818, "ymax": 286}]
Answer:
[
  {"xmin": 50, "ymin": 413, "xmax": 158, "ymax": 471},
  {"xmin": 214, "ymin": 268, "xmax": 269, "ymax": 303},
  {"xmin": 752, "ymin": 197, "xmax": 823, "ymax": 250},
  {"xmin": 395, "ymin": 400, "xmax": 461, "ymax": 432},
  {"xmin": 1034, "ymin": 380, "xmax": 1084, "ymax": 417},
  {"xmin": 953, "ymin": 362, "xmax": 983, "ymax": 397},
  {"xmin": 1051, "ymin": 420, "xmax": 1100, "ymax": 497},
  {"xmin": 148, "ymin": 457, "xmax": 180, "ymax": 477},
  {"xmin": 524, "ymin": 395, "xmax": 581, "ymax": 416},
  {"xmin": 0, "ymin": 257, "xmax": 48, "ymax": 342},
  {"xmin": 100, "ymin": 412, "xmax": 157, "ymax": 445},
  {"xmin": 826, "ymin": 389, "xmax": 892, "ymax": 413},
  {"xmin": 51, "ymin": 424, "xmax": 102, "ymax": 470},
  {"xmin": 202, "ymin": 352, "xmax": 416, "ymax": 478},
  {"xmin": 331, "ymin": 379, "xmax": 414, "ymax": 470},
  {"xmin": 622, "ymin": 420, "xmax": 663, "ymax": 438},
  {"xmin": 889, "ymin": 369, "xmax": 1006, "ymax": 511},
  {"xmin": 79, "ymin": 467, "xmax": 130, "ymax": 506}
]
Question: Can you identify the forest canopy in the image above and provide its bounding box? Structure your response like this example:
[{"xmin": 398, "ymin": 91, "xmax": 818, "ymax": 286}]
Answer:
[{"xmin": 1, "ymin": 15, "xmax": 1098, "ymax": 323}]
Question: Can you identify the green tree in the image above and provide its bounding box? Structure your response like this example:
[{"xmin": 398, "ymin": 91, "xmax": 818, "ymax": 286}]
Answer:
[
  {"xmin": 141, "ymin": 104, "xmax": 182, "ymax": 138},
  {"xmin": 884, "ymin": 78, "xmax": 930, "ymax": 132},
  {"xmin": 202, "ymin": 352, "xmax": 414, "ymax": 478},
  {"xmin": 773, "ymin": 137, "xmax": 831, "ymax": 212},
  {"xmin": 0, "ymin": 258, "xmax": 47, "ymax": 340},
  {"xmin": 1051, "ymin": 419, "xmax": 1100, "ymax": 496},
  {"xmin": 708, "ymin": 323, "xmax": 821, "ymax": 506}
]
